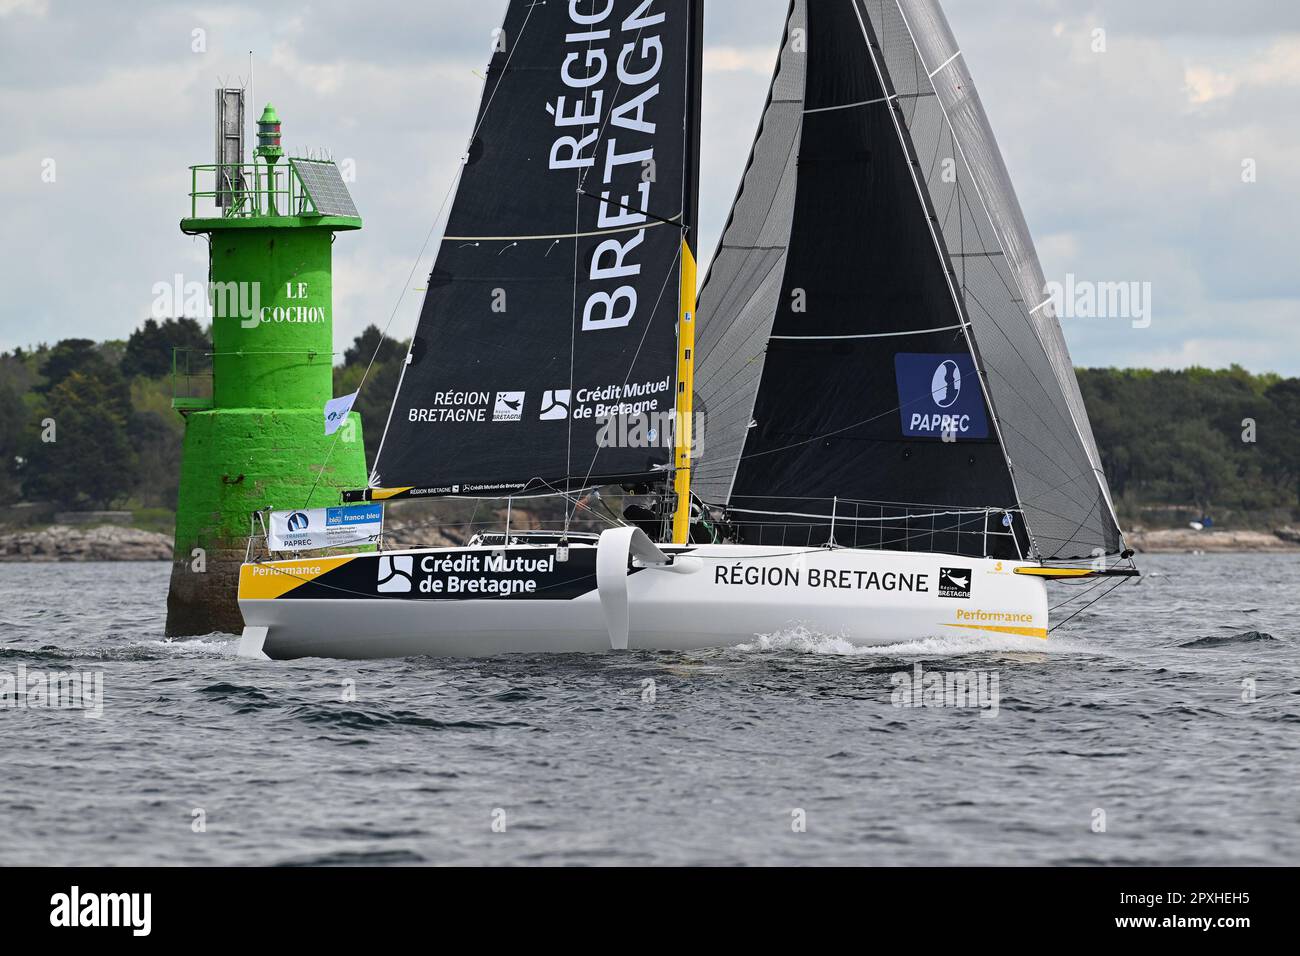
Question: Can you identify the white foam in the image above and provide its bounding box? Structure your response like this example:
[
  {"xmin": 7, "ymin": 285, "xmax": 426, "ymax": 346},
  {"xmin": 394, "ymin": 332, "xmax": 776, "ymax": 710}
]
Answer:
[
  {"xmin": 136, "ymin": 635, "xmax": 240, "ymax": 658},
  {"xmin": 734, "ymin": 623, "xmax": 1098, "ymax": 657}
]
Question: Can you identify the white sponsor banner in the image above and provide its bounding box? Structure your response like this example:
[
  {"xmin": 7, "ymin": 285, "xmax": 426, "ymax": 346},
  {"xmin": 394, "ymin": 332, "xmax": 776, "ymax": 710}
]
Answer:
[
  {"xmin": 268, "ymin": 504, "xmax": 383, "ymax": 552},
  {"xmin": 324, "ymin": 391, "xmax": 358, "ymax": 436}
]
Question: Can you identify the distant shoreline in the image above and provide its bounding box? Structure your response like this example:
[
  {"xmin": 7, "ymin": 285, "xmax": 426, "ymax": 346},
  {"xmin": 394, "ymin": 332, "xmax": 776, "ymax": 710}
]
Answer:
[
  {"xmin": 1126, "ymin": 527, "xmax": 1300, "ymax": 554},
  {"xmin": 2, "ymin": 523, "xmax": 1298, "ymax": 561},
  {"xmin": 0, "ymin": 525, "xmax": 172, "ymax": 562}
]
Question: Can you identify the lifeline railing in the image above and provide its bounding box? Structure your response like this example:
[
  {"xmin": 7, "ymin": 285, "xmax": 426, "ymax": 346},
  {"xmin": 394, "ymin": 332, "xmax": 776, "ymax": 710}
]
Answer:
[
  {"xmin": 239, "ymin": 494, "xmax": 1027, "ymax": 563},
  {"xmin": 719, "ymin": 496, "xmax": 1027, "ymax": 561},
  {"xmin": 241, "ymin": 501, "xmax": 619, "ymax": 563}
]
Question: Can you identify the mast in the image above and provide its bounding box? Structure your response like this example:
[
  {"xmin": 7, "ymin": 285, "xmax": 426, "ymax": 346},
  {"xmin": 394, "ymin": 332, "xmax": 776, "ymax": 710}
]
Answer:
[
  {"xmin": 671, "ymin": 0, "xmax": 705, "ymax": 544},
  {"xmin": 670, "ymin": 241, "xmax": 698, "ymax": 543}
]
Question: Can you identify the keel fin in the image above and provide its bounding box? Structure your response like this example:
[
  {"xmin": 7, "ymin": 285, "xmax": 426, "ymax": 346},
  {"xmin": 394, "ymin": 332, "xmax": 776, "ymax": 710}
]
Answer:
[
  {"xmin": 596, "ymin": 527, "xmax": 676, "ymax": 651},
  {"xmin": 237, "ymin": 625, "xmax": 270, "ymax": 660}
]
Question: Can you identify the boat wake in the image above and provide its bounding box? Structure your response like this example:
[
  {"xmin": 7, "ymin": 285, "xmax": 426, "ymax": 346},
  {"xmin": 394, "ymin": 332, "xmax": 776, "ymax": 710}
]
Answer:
[
  {"xmin": 132, "ymin": 635, "xmax": 241, "ymax": 658},
  {"xmin": 734, "ymin": 624, "xmax": 1098, "ymax": 658}
]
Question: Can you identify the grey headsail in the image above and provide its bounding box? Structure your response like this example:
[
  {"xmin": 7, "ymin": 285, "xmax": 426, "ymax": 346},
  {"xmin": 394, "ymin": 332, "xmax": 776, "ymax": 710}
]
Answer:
[
  {"xmin": 695, "ymin": 0, "xmax": 1124, "ymax": 563},
  {"xmin": 368, "ymin": 0, "xmax": 703, "ymax": 499}
]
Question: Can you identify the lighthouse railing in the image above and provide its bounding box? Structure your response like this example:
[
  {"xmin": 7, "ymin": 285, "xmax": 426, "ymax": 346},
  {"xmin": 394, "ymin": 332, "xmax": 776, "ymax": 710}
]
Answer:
[
  {"xmin": 188, "ymin": 162, "xmax": 318, "ymax": 220},
  {"xmin": 171, "ymin": 347, "xmax": 214, "ymax": 414}
]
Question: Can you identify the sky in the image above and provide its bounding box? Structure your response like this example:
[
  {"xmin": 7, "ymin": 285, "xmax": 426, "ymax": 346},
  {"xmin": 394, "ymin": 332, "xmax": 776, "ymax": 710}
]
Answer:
[{"xmin": 1, "ymin": 0, "xmax": 1297, "ymax": 374}]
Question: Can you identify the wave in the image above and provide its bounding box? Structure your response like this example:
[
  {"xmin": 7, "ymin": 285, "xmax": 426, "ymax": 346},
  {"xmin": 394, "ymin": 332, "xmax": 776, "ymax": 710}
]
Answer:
[
  {"xmin": 1179, "ymin": 630, "xmax": 1276, "ymax": 648},
  {"xmin": 733, "ymin": 624, "xmax": 1098, "ymax": 658}
]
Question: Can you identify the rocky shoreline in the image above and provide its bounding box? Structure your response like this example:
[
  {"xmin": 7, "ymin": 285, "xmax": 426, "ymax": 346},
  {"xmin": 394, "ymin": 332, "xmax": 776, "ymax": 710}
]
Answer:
[
  {"xmin": 0, "ymin": 525, "xmax": 173, "ymax": 562},
  {"xmin": 0, "ymin": 522, "xmax": 1297, "ymax": 561},
  {"xmin": 1126, "ymin": 527, "xmax": 1300, "ymax": 554}
]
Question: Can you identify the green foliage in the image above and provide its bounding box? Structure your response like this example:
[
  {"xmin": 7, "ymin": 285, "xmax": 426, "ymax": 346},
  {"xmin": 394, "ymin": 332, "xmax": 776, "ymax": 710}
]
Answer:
[
  {"xmin": 1077, "ymin": 366, "xmax": 1299, "ymax": 518},
  {"xmin": 334, "ymin": 325, "xmax": 408, "ymax": 465},
  {"xmin": 121, "ymin": 318, "xmax": 210, "ymax": 379},
  {"xmin": 0, "ymin": 382, "xmax": 25, "ymax": 498},
  {"xmin": 36, "ymin": 338, "xmax": 112, "ymax": 393},
  {"xmin": 343, "ymin": 324, "xmax": 405, "ymax": 367},
  {"xmin": 23, "ymin": 370, "xmax": 138, "ymax": 509},
  {"xmin": 2, "ymin": 318, "xmax": 1296, "ymax": 530}
]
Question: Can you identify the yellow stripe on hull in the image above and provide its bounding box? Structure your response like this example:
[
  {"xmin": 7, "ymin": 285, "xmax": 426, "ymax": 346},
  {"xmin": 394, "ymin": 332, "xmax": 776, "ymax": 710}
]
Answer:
[
  {"xmin": 369, "ymin": 487, "xmax": 414, "ymax": 501},
  {"xmin": 239, "ymin": 557, "xmax": 355, "ymax": 600},
  {"xmin": 939, "ymin": 622, "xmax": 1049, "ymax": 640},
  {"xmin": 1013, "ymin": 567, "xmax": 1095, "ymax": 578}
]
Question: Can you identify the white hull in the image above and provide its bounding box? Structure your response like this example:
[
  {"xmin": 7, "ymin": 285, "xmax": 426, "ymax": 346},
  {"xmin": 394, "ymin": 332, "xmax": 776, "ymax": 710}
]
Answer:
[{"xmin": 237, "ymin": 531, "xmax": 1048, "ymax": 660}]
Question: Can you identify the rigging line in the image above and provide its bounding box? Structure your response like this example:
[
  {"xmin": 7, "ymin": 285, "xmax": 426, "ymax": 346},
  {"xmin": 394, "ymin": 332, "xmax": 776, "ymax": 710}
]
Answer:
[
  {"xmin": 1049, "ymin": 575, "xmax": 1130, "ymax": 633},
  {"xmin": 925, "ymin": 95, "xmax": 946, "ymax": 183},
  {"xmin": 928, "ymin": 49, "xmax": 962, "ymax": 78},
  {"xmin": 574, "ymin": 16, "xmax": 653, "ymax": 195},
  {"xmin": 802, "ymin": 93, "xmax": 895, "ymax": 114},
  {"xmin": 769, "ymin": 322, "xmax": 968, "ymax": 341},
  {"xmin": 700, "ymin": 247, "xmax": 789, "ymax": 340},
  {"xmin": 700, "ymin": 279, "xmax": 975, "ymax": 424},
  {"xmin": 564, "ymin": 7, "xmax": 612, "ymax": 521},
  {"xmin": 961, "ymin": 283, "xmax": 1102, "ymax": 486},
  {"xmin": 1048, "ymin": 575, "xmax": 1114, "ymax": 613},
  {"xmin": 531, "ymin": 475, "xmax": 629, "ymax": 530},
  {"xmin": 727, "ymin": 492, "xmax": 1018, "ymax": 508},
  {"xmin": 564, "ymin": 147, "xmax": 583, "ymax": 505},
  {"xmin": 302, "ymin": 160, "xmax": 465, "ymax": 508},
  {"xmin": 694, "ymin": 0, "xmax": 804, "ymax": 304},
  {"xmin": 892, "ymin": 0, "xmax": 1124, "ymax": 543},
  {"xmin": 1008, "ymin": 476, "xmax": 1102, "ymax": 535},
  {"xmin": 691, "ymin": 374, "xmax": 1006, "ymax": 479},
  {"xmin": 851, "ymin": 0, "xmax": 1035, "ymax": 559},
  {"xmin": 562, "ymin": 241, "xmax": 684, "ymax": 535},
  {"xmin": 443, "ymin": 214, "xmax": 680, "ymax": 243},
  {"xmin": 303, "ymin": 3, "xmax": 541, "ymax": 505},
  {"xmin": 467, "ymin": 1, "xmax": 542, "ymax": 146},
  {"xmin": 728, "ymin": 505, "xmax": 1004, "ymax": 523},
  {"xmin": 696, "ymin": 108, "xmax": 803, "ymax": 341},
  {"xmin": 577, "ymin": 190, "xmax": 687, "ymax": 232},
  {"xmin": 697, "ymin": 134, "xmax": 801, "ymax": 326},
  {"xmin": 700, "ymin": 247, "xmax": 900, "ymax": 411}
]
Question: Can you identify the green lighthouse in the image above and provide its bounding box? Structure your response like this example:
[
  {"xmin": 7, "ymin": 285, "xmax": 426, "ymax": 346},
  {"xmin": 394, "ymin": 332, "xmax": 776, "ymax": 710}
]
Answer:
[{"xmin": 166, "ymin": 98, "xmax": 369, "ymax": 636}]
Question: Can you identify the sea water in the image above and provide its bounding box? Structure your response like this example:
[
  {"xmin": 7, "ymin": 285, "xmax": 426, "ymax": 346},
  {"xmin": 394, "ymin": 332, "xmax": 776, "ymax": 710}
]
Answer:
[{"xmin": 0, "ymin": 553, "xmax": 1295, "ymax": 865}]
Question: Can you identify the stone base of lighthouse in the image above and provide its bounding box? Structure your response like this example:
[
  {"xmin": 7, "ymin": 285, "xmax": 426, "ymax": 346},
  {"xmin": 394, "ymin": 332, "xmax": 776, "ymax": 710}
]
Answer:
[{"xmin": 165, "ymin": 407, "xmax": 368, "ymax": 637}]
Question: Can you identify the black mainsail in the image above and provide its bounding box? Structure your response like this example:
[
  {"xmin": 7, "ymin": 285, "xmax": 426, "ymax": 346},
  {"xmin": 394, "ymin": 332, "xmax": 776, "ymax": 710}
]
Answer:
[
  {"xmin": 369, "ymin": 0, "xmax": 703, "ymax": 499},
  {"xmin": 695, "ymin": 0, "xmax": 1125, "ymax": 563}
]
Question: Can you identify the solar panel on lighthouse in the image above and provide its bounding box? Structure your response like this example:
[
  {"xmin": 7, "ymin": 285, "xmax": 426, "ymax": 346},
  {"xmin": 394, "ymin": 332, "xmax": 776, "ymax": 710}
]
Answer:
[{"xmin": 291, "ymin": 159, "xmax": 359, "ymax": 218}]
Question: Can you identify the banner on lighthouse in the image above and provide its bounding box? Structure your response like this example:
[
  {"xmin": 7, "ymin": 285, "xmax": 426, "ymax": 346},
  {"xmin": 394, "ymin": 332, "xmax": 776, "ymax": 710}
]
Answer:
[{"xmin": 268, "ymin": 504, "xmax": 383, "ymax": 552}]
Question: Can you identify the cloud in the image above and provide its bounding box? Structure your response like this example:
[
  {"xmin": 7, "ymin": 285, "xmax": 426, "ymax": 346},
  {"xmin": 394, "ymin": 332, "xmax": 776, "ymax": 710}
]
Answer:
[
  {"xmin": 0, "ymin": 0, "xmax": 47, "ymax": 16},
  {"xmin": 0, "ymin": 0, "xmax": 1296, "ymax": 377},
  {"xmin": 703, "ymin": 46, "xmax": 777, "ymax": 75}
]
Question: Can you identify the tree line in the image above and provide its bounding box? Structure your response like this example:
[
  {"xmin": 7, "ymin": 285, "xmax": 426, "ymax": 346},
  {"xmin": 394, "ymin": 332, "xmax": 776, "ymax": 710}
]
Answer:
[{"xmin": 0, "ymin": 319, "xmax": 1296, "ymax": 525}]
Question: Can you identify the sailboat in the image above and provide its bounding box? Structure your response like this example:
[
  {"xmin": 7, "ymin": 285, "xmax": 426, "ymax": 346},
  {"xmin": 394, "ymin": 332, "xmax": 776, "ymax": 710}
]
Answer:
[{"xmin": 237, "ymin": 0, "xmax": 1136, "ymax": 661}]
